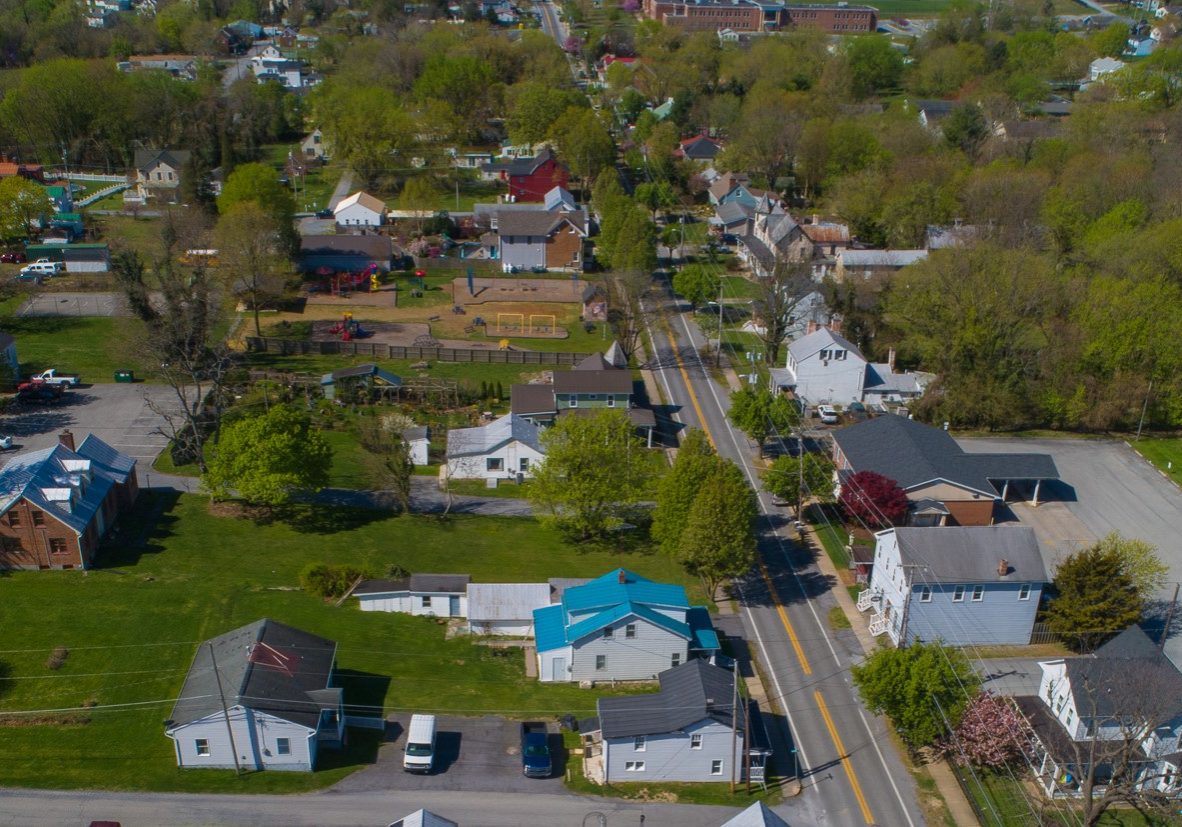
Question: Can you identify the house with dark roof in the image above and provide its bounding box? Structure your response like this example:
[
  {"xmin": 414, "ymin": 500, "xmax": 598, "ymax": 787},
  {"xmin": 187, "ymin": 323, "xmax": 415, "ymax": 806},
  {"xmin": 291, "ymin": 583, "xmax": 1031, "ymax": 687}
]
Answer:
[
  {"xmin": 299, "ymin": 235, "xmax": 394, "ymax": 273},
  {"xmin": 580, "ymin": 659, "xmax": 769, "ymax": 783},
  {"xmin": 533, "ymin": 569, "xmax": 720, "ymax": 683},
  {"xmin": 674, "ymin": 134, "xmax": 723, "ymax": 161},
  {"xmin": 165, "ymin": 619, "xmax": 345, "ymax": 771},
  {"xmin": 130, "ymin": 149, "xmax": 190, "ymax": 203},
  {"xmin": 0, "ymin": 431, "xmax": 138, "ymax": 570},
  {"xmin": 445, "ymin": 413, "xmax": 545, "ymax": 481},
  {"xmin": 1025, "ymin": 626, "xmax": 1182, "ymax": 800},
  {"xmin": 355, "ymin": 574, "xmax": 471, "ymax": 616},
  {"xmin": 861, "ymin": 526, "xmax": 1047, "ymax": 645},
  {"xmin": 480, "ymin": 148, "xmax": 569, "ymax": 202},
  {"xmin": 496, "ymin": 208, "xmax": 587, "ymax": 272},
  {"xmin": 834, "ymin": 248, "xmax": 928, "ymax": 282},
  {"xmin": 832, "ymin": 415, "xmax": 1059, "ymax": 525},
  {"xmin": 738, "ymin": 208, "xmax": 814, "ymax": 278}
]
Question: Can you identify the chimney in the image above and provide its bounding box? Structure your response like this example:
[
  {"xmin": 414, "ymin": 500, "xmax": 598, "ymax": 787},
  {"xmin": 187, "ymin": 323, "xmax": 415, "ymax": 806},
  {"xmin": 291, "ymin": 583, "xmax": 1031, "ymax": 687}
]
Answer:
[
  {"xmin": 59, "ymin": 430, "xmax": 75, "ymax": 451},
  {"xmin": 812, "ymin": 214, "xmax": 819, "ymax": 225},
  {"xmin": 829, "ymin": 318, "xmax": 842, "ymax": 334},
  {"xmin": 806, "ymin": 320, "xmax": 819, "ymax": 336},
  {"xmin": 618, "ymin": 569, "xmax": 627, "ymax": 584},
  {"xmin": 888, "ymin": 348, "xmax": 896, "ymax": 371},
  {"xmin": 998, "ymin": 559, "xmax": 1009, "ymax": 577}
]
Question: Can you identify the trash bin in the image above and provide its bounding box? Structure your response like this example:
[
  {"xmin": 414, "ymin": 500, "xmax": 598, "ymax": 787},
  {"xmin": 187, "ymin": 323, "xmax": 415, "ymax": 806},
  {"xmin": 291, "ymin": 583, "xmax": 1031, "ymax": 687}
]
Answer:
[{"xmin": 114, "ymin": 369, "xmax": 134, "ymax": 383}]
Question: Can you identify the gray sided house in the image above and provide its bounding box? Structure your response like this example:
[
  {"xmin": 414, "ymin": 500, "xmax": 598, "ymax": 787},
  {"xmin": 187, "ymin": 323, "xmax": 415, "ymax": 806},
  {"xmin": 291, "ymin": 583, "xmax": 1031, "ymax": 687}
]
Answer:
[
  {"xmin": 583, "ymin": 660, "xmax": 769, "ymax": 784},
  {"xmin": 533, "ymin": 569, "xmax": 719, "ymax": 683},
  {"xmin": 496, "ymin": 209, "xmax": 587, "ymax": 273},
  {"xmin": 355, "ymin": 574, "xmax": 471, "ymax": 617},
  {"xmin": 862, "ymin": 526, "xmax": 1048, "ymax": 646},
  {"xmin": 445, "ymin": 413, "xmax": 545, "ymax": 482},
  {"xmin": 165, "ymin": 619, "xmax": 345, "ymax": 772}
]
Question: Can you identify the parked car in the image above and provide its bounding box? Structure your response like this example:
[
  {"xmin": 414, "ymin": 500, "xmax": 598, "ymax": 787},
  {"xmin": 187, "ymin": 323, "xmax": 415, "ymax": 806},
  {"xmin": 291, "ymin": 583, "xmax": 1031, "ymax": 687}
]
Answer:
[
  {"xmin": 0, "ymin": 436, "xmax": 13, "ymax": 450},
  {"xmin": 315, "ymin": 208, "xmax": 334, "ymax": 219},
  {"xmin": 13, "ymin": 271, "xmax": 42, "ymax": 284},
  {"xmin": 20, "ymin": 261, "xmax": 63, "ymax": 278},
  {"xmin": 520, "ymin": 722, "xmax": 551, "ymax": 778},
  {"xmin": 30, "ymin": 369, "xmax": 80, "ymax": 386},
  {"xmin": 16, "ymin": 383, "xmax": 65, "ymax": 403},
  {"xmin": 817, "ymin": 405, "xmax": 839, "ymax": 425},
  {"xmin": 0, "ymin": 251, "xmax": 26, "ymax": 264}
]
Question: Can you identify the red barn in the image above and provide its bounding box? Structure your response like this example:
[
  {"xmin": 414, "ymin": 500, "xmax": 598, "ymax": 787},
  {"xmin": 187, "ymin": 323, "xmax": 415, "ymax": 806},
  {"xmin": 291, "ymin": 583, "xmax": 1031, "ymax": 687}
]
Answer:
[{"xmin": 482, "ymin": 149, "xmax": 569, "ymax": 203}]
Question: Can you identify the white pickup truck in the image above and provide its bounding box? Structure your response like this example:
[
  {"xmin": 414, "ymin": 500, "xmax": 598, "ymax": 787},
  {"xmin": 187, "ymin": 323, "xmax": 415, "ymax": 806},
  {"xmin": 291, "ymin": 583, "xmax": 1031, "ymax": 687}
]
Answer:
[{"xmin": 31, "ymin": 369, "xmax": 80, "ymax": 386}]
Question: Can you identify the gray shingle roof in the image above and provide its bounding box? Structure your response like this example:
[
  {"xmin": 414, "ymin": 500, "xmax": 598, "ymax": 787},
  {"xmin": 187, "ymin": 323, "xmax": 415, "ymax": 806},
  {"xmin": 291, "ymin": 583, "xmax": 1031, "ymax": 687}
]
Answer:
[
  {"xmin": 891, "ymin": 526, "xmax": 1048, "ymax": 584},
  {"xmin": 511, "ymin": 383, "xmax": 557, "ymax": 416},
  {"xmin": 495, "ymin": 209, "xmax": 586, "ymax": 237},
  {"xmin": 134, "ymin": 148, "xmax": 190, "ymax": 175},
  {"xmin": 411, "ymin": 573, "xmax": 470, "ymax": 592},
  {"xmin": 832, "ymin": 416, "xmax": 1058, "ymax": 496},
  {"xmin": 446, "ymin": 414, "xmax": 543, "ymax": 458},
  {"xmin": 300, "ymin": 234, "xmax": 392, "ymax": 259},
  {"xmin": 1064, "ymin": 626, "xmax": 1182, "ymax": 720},
  {"xmin": 553, "ymin": 365, "xmax": 633, "ymax": 394},
  {"xmin": 168, "ymin": 619, "xmax": 338, "ymax": 730},
  {"xmin": 597, "ymin": 659, "xmax": 739, "ymax": 739}
]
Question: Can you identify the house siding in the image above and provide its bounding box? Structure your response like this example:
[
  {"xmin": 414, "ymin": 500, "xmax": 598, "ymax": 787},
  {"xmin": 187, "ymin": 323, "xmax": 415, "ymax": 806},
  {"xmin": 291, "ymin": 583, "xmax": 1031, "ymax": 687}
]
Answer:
[
  {"xmin": 570, "ymin": 617, "xmax": 688, "ymax": 682},
  {"xmin": 446, "ymin": 439, "xmax": 545, "ymax": 481},
  {"xmin": 468, "ymin": 618, "xmax": 534, "ymax": 636},
  {"xmin": 785, "ymin": 348, "xmax": 866, "ymax": 406},
  {"xmin": 0, "ymin": 498, "xmax": 85, "ymax": 570},
  {"xmin": 603, "ymin": 719, "xmax": 743, "ymax": 782},
  {"xmin": 168, "ymin": 708, "xmax": 316, "ymax": 771},
  {"xmin": 555, "ymin": 392, "xmax": 630, "ymax": 410},
  {"xmin": 538, "ymin": 645, "xmax": 575, "ymax": 682},
  {"xmin": 906, "ymin": 482, "xmax": 996, "ymax": 526},
  {"xmin": 335, "ymin": 204, "xmax": 383, "ymax": 226},
  {"xmin": 500, "ymin": 234, "xmax": 547, "ymax": 271},
  {"xmin": 545, "ymin": 225, "xmax": 583, "ymax": 270},
  {"xmin": 358, "ymin": 591, "xmax": 468, "ymax": 617}
]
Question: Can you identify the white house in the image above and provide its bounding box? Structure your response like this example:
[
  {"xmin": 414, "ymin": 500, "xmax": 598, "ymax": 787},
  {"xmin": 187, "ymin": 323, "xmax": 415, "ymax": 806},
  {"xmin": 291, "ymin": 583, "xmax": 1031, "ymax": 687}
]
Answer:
[
  {"xmin": 1023, "ymin": 626, "xmax": 1182, "ymax": 800},
  {"xmin": 445, "ymin": 414, "xmax": 545, "ymax": 481},
  {"xmin": 389, "ymin": 810, "xmax": 458, "ymax": 827},
  {"xmin": 164, "ymin": 619, "xmax": 345, "ymax": 772},
  {"xmin": 582, "ymin": 660, "xmax": 768, "ymax": 784},
  {"xmin": 860, "ymin": 526, "xmax": 1048, "ymax": 646},
  {"xmin": 333, "ymin": 191, "xmax": 387, "ymax": 227},
  {"xmin": 1089, "ymin": 56, "xmax": 1126, "ymax": 82},
  {"xmin": 402, "ymin": 426, "xmax": 430, "ymax": 466},
  {"xmin": 533, "ymin": 569, "xmax": 720, "ymax": 683},
  {"xmin": 354, "ymin": 574, "xmax": 470, "ymax": 617},
  {"xmin": 301, "ymin": 128, "xmax": 329, "ymax": 161},
  {"xmin": 466, "ymin": 582, "xmax": 552, "ymax": 635},
  {"xmin": 720, "ymin": 803, "xmax": 790, "ymax": 827}
]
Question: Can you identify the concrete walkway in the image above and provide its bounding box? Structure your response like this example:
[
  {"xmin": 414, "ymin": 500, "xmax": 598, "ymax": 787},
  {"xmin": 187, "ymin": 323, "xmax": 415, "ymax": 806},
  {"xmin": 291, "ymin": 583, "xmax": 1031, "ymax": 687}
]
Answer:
[{"xmin": 326, "ymin": 168, "xmax": 355, "ymax": 210}]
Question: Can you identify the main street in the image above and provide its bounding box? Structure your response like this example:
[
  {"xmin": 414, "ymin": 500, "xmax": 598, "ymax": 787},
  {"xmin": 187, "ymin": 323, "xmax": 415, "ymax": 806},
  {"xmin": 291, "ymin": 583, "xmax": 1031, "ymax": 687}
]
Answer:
[{"xmin": 642, "ymin": 279, "xmax": 925, "ymax": 826}]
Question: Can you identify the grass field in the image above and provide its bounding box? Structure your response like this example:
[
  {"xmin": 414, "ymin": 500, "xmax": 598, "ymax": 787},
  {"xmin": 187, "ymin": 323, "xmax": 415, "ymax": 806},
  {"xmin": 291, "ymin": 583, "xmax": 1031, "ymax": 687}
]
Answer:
[
  {"xmin": 956, "ymin": 768, "xmax": 1173, "ymax": 826},
  {"xmin": 0, "ymin": 494, "xmax": 702, "ymax": 792},
  {"xmin": 0, "ymin": 304, "xmax": 154, "ymax": 383},
  {"xmin": 1130, "ymin": 438, "xmax": 1182, "ymax": 488}
]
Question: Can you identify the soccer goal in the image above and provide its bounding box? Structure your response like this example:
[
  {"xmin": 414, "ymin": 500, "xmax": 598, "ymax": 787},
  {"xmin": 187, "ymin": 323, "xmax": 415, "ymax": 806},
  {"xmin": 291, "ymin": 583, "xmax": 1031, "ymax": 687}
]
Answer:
[
  {"xmin": 495, "ymin": 313, "xmax": 524, "ymax": 334},
  {"xmin": 528, "ymin": 314, "xmax": 556, "ymax": 335}
]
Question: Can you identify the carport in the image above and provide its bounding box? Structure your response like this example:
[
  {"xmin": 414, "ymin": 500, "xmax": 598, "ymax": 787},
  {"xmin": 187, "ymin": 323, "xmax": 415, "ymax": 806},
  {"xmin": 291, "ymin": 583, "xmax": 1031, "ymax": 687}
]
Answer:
[{"xmin": 974, "ymin": 454, "xmax": 1061, "ymax": 506}]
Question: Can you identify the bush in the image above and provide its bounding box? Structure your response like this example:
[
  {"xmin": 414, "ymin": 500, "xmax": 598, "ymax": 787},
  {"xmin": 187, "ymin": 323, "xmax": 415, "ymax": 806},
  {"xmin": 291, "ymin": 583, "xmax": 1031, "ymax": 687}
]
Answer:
[
  {"xmin": 46, "ymin": 646, "xmax": 69, "ymax": 671},
  {"xmin": 299, "ymin": 563, "xmax": 374, "ymax": 598}
]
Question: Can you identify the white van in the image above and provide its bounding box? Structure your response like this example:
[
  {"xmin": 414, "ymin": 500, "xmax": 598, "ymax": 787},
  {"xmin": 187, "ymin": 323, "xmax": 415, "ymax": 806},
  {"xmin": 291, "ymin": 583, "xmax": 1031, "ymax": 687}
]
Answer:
[
  {"xmin": 403, "ymin": 713, "xmax": 437, "ymax": 773},
  {"xmin": 20, "ymin": 261, "xmax": 63, "ymax": 277},
  {"xmin": 817, "ymin": 405, "xmax": 839, "ymax": 425}
]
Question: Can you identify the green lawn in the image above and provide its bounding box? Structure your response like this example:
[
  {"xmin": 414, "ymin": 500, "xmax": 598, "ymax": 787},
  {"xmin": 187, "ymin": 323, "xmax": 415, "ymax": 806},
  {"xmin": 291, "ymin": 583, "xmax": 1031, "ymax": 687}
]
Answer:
[
  {"xmin": 260, "ymin": 143, "xmax": 343, "ymax": 213},
  {"xmin": 0, "ymin": 311, "xmax": 154, "ymax": 383},
  {"xmin": 0, "ymin": 494, "xmax": 702, "ymax": 792},
  {"xmin": 957, "ymin": 769, "xmax": 1176, "ymax": 826},
  {"xmin": 808, "ymin": 504, "xmax": 851, "ymax": 570},
  {"xmin": 91, "ymin": 214, "xmax": 166, "ymax": 260},
  {"xmin": 1130, "ymin": 438, "xmax": 1182, "ymax": 488}
]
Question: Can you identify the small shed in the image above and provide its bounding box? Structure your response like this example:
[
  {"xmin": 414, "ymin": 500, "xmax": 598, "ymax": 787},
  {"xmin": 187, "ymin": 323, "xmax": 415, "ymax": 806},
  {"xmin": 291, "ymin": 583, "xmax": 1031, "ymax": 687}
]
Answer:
[
  {"xmin": 581, "ymin": 284, "xmax": 608, "ymax": 321},
  {"xmin": 355, "ymin": 574, "xmax": 470, "ymax": 617},
  {"xmin": 320, "ymin": 363, "xmax": 402, "ymax": 400},
  {"xmin": 25, "ymin": 243, "xmax": 111, "ymax": 273},
  {"xmin": 402, "ymin": 426, "xmax": 430, "ymax": 466},
  {"xmin": 466, "ymin": 583, "xmax": 552, "ymax": 636}
]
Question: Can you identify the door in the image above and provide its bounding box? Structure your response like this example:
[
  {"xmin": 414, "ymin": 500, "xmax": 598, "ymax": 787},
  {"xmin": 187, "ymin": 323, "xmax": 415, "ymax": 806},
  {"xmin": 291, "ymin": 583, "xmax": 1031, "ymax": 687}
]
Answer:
[
  {"xmin": 550, "ymin": 657, "xmax": 567, "ymax": 681},
  {"xmin": 449, "ymin": 595, "xmax": 460, "ymax": 617}
]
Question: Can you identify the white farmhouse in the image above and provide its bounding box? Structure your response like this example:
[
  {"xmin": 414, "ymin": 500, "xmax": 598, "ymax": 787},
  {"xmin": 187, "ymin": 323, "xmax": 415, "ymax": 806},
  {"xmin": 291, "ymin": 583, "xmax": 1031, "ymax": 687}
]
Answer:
[
  {"xmin": 333, "ymin": 191, "xmax": 387, "ymax": 227},
  {"xmin": 164, "ymin": 619, "xmax": 345, "ymax": 772},
  {"xmin": 445, "ymin": 414, "xmax": 545, "ymax": 481}
]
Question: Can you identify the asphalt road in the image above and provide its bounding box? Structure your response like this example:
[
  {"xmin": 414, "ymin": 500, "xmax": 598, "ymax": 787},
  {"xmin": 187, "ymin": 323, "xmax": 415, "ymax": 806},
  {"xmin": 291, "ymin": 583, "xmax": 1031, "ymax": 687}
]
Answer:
[{"xmin": 644, "ymin": 284, "xmax": 925, "ymax": 827}]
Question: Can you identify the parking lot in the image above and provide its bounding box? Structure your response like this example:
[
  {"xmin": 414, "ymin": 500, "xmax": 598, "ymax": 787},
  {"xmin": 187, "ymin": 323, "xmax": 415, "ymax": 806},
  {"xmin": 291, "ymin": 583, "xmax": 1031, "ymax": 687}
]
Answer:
[
  {"xmin": 2, "ymin": 383, "xmax": 185, "ymax": 470},
  {"xmin": 959, "ymin": 437, "xmax": 1182, "ymax": 598},
  {"xmin": 17, "ymin": 292, "xmax": 129, "ymax": 317},
  {"xmin": 332, "ymin": 715, "xmax": 569, "ymax": 794}
]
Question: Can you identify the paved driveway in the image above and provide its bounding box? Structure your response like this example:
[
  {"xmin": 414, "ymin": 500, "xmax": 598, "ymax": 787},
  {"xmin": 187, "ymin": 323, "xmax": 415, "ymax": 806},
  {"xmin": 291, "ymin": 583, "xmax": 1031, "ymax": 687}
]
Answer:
[
  {"xmin": 2, "ymin": 383, "xmax": 184, "ymax": 469},
  {"xmin": 332, "ymin": 715, "xmax": 568, "ymax": 794},
  {"xmin": 974, "ymin": 657, "xmax": 1048, "ymax": 697}
]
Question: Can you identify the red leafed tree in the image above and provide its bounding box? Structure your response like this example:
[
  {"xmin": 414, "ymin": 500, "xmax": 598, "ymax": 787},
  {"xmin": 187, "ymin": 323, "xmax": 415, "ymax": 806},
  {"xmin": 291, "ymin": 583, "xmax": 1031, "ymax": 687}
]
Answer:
[
  {"xmin": 946, "ymin": 692, "xmax": 1032, "ymax": 769},
  {"xmin": 839, "ymin": 470, "xmax": 909, "ymax": 528}
]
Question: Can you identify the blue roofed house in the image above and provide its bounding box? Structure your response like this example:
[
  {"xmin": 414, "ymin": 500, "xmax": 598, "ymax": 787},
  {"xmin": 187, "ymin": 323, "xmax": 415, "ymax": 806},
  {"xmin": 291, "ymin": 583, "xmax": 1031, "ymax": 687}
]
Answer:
[
  {"xmin": 0, "ymin": 430, "xmax": 138, "ymax": 571},
  {"xmin": 533, "ymin": 569, "xmax": 720, "ymax": 683},
  {"xmin": 860, "ymin": 526, "xmax": 1048, "ymax": 645},
  {"xmin": 445, "ymin": 413, "xmax": 545, "ymax": 482}
]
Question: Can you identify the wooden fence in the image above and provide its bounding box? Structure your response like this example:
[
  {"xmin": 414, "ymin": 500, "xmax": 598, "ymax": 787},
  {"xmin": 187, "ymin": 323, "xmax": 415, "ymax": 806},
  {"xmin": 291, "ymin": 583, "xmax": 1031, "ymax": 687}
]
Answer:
[{"xmin": 245, "ymin": 336, "xmax": 592, "ymax": 366}]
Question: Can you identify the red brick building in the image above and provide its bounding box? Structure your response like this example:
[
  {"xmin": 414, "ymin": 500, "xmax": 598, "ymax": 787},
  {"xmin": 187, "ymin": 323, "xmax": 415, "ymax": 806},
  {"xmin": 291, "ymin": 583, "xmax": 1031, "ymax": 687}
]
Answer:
[
  {"xmin": 481, "ymin": 149, "xmax": 570, "ymax": 202},
  {"xmin": 642, "ymin": 0, "xmax": 877, "ymax": 34},
  {"xmin": 0, "ymin": 431, "xmax": 139, "ymax": 571}
]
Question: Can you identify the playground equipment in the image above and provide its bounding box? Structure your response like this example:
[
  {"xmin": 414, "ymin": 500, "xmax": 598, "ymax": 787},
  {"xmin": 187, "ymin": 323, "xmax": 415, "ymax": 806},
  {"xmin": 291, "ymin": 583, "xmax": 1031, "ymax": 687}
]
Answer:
[
  {"xmin": 528, "ymin": 314, "xmax": 556, "ymax": 334},
  {"xmin": 327, "ymin": 311, "xmax": 372, "ymax": 341},
  {"xmin": 494, "ymin": 312, "xmax": 556, "ymax": 335},
  {"xmin": 495, "ymin": 312, "xmax": 524, "ymax": 334}
]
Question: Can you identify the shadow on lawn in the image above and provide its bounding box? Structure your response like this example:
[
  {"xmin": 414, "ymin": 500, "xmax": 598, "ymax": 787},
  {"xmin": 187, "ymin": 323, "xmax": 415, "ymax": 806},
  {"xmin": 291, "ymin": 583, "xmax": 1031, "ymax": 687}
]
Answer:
[
  {"xmin": 98, "ymin": 490, "xmax": 182, "ymax": 569},
  {"xmin": 275, "ymin": 503, "xmax": 393, "ymax": 535}
]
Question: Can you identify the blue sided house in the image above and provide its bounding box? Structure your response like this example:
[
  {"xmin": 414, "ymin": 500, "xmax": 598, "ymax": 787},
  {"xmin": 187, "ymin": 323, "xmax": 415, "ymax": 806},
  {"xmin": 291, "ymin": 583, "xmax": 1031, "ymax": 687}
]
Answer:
[{"xmin": 533, "ymin": 568, "xmax": 719, "ymax": 683}]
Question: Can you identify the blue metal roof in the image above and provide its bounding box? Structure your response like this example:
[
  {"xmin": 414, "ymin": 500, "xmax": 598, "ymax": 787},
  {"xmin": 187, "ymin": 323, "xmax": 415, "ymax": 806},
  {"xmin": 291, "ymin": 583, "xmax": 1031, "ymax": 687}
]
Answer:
[
  {"xmin": 533, "ymin": 604, "xmax": 567, "ymax": 653},
  {"xmin": 688, "ymin": 607, "xmax": 720, "ymax": 652},
  {"xmin": 561, "ymin": 569, "xmax": 689, "ymax": 613}
]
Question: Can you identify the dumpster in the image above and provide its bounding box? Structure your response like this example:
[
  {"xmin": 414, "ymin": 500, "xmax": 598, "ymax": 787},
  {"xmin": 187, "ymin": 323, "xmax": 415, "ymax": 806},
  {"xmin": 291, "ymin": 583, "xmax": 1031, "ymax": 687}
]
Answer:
[{"xmin": 114, "ymin": 369, "xmax": 134, "ymax": 383}]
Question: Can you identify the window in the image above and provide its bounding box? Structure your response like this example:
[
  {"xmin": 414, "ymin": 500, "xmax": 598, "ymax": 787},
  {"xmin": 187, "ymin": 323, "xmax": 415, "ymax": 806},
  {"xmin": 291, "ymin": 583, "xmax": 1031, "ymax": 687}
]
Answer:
[
  {"xmin": 276, "ymin": 738, "xmax": 291, "ymax": 756},
  {"xmin": 421, "ymin": 596, "xmax": 432, "ymax": 608},
  {"xmin": 520, "ymin": 458, "xmax": 530, "ymax": 472},
  {"xmin": 834, "ymin": 350, "xmax": 846, "ymax": 360},
  {"xmin": 971, "ymin": 586, "xmax": 984, "ymax": 602},
  {"xmin": 625, "ymin": 623, "xmax": 636, "ymax": 639},
  {"xmin": 607, "ymin": 396, "xmax": 615, "ymax": 408},
  {"xmin": 49, "ymin": 538, "xmax": 68, "ymax": 555},
  {"xmin": 569, "ymin": 396, "xmax": 578, "ymax": 408},
  {"xmin": 195, "ymin": 739, "xmax": 210, "ymax": 756},
  {"xmin": 671, "ymin": 652, "xmax": 681, "ymax": 667},
  {"xmin": 7, "ymin": 512, "xmax": 19, "ymax": 528},
  {"xmin": 711, "ymin": 759, "xmax": 724, "ymax": 776},
  {"xmin": 603, "ymin": 626, "xmax": 613, "ymax": 639},
  {"xmin": 1018, "ymin": 583, "xmax": 1031, "ymax": 601},
  {"xmin": 596, "ymin": 655, "xmax": 606, "ymax": 671},
  {"xmin": 818, "ymin": 349, "xmax": 830, "ymax": 360},
  {"xmin": 952, "ymin": 585, "xmax": 965, "ymax": 602},
  {"xmin": 690, "ymin": 734, "xmax": 703, "ymax": 749},
  {"xmin": 1, "ymin": 537, "xmax": 21, "ymax": 554},
  {"xmin": 625, "ymin": 761, "xmax": 645, "ymax": 772},
  {"xmin": 31, "ymin": 510, "xmax": 44, "ymax": 527},
  {"xmin": 919, "ymin": 586, "xmax": 932, "ymax": 603},
  {"xmin": 1065, "ymin": 711, "xmax": 1073, "ymax": 729},
  {"xmin": 486, "ymin": 457, "xmax": 503, "ymax": 472},
  {"xmin": 634, "ymin": 736, "xmax": 646, "ymax": 751}
]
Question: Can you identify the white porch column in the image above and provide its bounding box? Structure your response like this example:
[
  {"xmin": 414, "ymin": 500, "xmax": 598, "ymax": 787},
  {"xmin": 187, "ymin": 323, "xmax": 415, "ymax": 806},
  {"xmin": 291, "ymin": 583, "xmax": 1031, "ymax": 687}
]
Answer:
[
  {"xmin": 1033, "ymin": 479, "xmax": 1041, "ymax": 507},
  {"xmin": 1000, "ymin": 479, "xmax": 1010, "ymax": 501}
]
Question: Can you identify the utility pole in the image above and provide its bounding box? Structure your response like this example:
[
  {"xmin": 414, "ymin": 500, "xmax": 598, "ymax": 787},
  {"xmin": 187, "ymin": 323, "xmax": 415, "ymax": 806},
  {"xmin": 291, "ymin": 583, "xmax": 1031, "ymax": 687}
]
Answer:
[
  {"xmin": 1163, "ymin": 583, "xmax": 1180, "ymax": 650},
  {"xmin": 1136, "ymin": 377, "xmax": 1154, "ymax": 440},
  {"xmin": 209, "ymin": 643, "xmax": 243, "ymax": 775},
  {"xmin": 729, "ymin": 665, "xmax": 738, "ymax": 793},
  {"xmin": 714, "ymin": 278, "xmax": 724, "ymax": 367}
]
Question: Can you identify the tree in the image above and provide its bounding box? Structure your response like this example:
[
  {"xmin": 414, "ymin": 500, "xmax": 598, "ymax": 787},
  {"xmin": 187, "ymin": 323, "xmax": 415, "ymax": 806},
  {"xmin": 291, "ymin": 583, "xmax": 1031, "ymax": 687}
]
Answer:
[
  {"xmin": 356, "ymin": 414, "xmax": 415, "ymax": 512},
  {"xmin": 764, "ymin": 452, "xmax": 833, "ymax": 516},
  {"xmin": 679, "ymin": 460, "xmax": 757, "ymax": 601},
  {"xmin": 942, "ymin": 104, "xmax": 988, "ymax": 158},
  {"xmin": 528, "ymin": 410, "xmax": 651, "ymax": 541},
  {"xmin": 1090, "ymin": 22, "xmax": 1130, "ymax": 58},
  {"xmin": 506, "ymin": 82, "xmax": 585, "ymax": 146},
  {"xmin": 634, "ymin": 181, "xmax": 675, "ymax": 220},
  {"xmin": 851, "ymin": 641, "xmax": 980, "ymax": 750},
  {"xmin": 413, "ymin": 54, "xmax": 499, "ymax": 143},
  {"xmin": 652, "ymin": 429, "xmax": 716, "ymax": 557},
  {"xmin": 727, "ymin": 386, "xmax": 799, "ymax": 455},
  {"xmin": 844, "ymin": 36, "xmax": 904, "ymax": 99},
  {"xmin": 672, "ymin": 264, "xmax": 719, "ymax": 311},
  {"xmin": 1044, "ymin": 541, "xmax": 1144, "ymax": 652},
  {"xmin": 0, "ymin": 177, "xmax": 52, "ymax": 244},
  {"xmin": 216, "ymin": 162, "xmax": 296, "ymax": 254},
  {"xmin": 608, "ymin": 206, "xmax": 657, "ymax": 275},
  {"xmin": 203, "ymin": 406, "xmax": 332, "ymax": 506},
  {"xmin": 214, "ymin": 202, "xmax": 287, "ymax": 338},
  {"xmin": 399, "ymin": 176, "xmax": 439, "ymax": 234},
  {"xmin": 548, "ymin": 106, "xmax": 616, "ymax": 183},
  {"xmin": 943, "ymin": 691, "xmax": 1031, "ymax": 770},
  {"xmin": 753, "ymin": 260, "xmax": 814, "ymax": 366},
  {"xmin": 839, "ymin": 470, "xmax": 909, "ymax": 528},
  {"xmin": 1091, "ymin": 532, "xmax": 1168, "ymax": 599}
]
